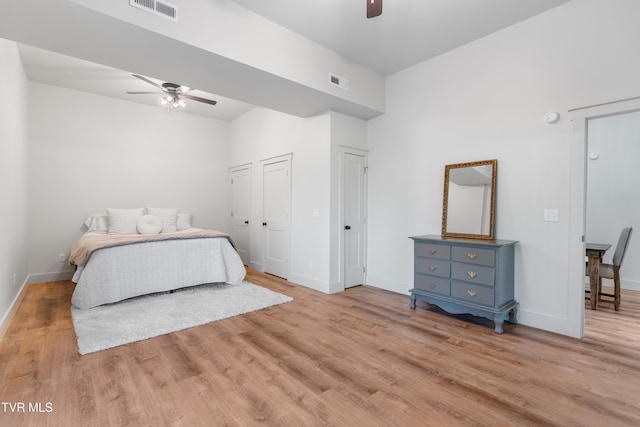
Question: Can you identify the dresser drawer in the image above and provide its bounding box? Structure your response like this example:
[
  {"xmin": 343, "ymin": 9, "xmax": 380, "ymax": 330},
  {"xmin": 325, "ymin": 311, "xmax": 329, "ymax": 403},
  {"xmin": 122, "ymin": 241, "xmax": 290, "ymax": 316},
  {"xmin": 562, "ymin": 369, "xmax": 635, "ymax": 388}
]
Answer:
[
  {"xmin": 414, "ymin": 273, "xmax": 450, "ymax": 296},
  {"xmin": 451, "ymin": 281, "xmax": 495, "ymax": 306},
  {"xmin": 415, "ymin": 257, "xmax": 450, "ymax": 278},
  {"xmin": 451, "ymin": 262, "xmax": 495, "ymax": 286},
  {"xmin": 415, "ymin": 242, "xmax": 450, "ymax": 260},
  {"xmin": 451, "ymin": 246, "xmax": 495, "ymax": 267}
]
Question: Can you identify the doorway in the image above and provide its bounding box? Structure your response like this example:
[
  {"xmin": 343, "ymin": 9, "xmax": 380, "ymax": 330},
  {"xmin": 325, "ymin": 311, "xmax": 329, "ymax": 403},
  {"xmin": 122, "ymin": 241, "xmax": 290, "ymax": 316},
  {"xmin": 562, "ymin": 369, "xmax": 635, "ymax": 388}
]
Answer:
[
  {"xmin": 569, "ymin": 97, "xmax": 640, "ymax": 338},
  {"xmin": 585, "ymin": 111, "xmax": 640, "ymax": 285}
]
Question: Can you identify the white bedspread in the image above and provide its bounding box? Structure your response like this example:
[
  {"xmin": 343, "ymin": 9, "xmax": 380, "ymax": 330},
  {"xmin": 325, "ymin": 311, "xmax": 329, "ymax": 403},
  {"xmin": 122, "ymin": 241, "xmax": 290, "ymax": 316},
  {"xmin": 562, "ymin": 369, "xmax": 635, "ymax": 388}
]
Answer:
[{"xmin": 71, "ymin": 234, "xmax": 246, "ymax": 309}]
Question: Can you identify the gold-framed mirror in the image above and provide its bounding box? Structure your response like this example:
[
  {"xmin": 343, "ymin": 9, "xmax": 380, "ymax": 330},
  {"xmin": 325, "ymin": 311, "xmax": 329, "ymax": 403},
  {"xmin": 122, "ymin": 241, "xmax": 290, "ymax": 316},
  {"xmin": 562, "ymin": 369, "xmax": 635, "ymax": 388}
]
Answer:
[{"xmin": 442, "ymin": 159, "xmax": 497, "ymax": 240}]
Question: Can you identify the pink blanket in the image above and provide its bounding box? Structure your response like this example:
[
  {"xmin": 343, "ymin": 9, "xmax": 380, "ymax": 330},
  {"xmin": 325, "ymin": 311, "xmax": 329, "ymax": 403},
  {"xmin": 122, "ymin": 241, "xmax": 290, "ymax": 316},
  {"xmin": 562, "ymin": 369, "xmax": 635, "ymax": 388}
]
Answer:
[{"xmin": 69, "ymin": 229, "xmax": 235, "ymax": 267}]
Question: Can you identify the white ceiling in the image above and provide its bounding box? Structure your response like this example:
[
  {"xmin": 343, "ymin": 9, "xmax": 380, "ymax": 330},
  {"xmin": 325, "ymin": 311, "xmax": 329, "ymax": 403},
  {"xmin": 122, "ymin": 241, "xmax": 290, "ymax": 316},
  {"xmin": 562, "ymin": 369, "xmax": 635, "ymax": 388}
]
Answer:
[
  {"xmin": 16, "ymin": 0, "xmax": 570, "ymax": 121},
  {"xmin": 232, "ymin": 0, "xmax": 570, "ymax": 76}
]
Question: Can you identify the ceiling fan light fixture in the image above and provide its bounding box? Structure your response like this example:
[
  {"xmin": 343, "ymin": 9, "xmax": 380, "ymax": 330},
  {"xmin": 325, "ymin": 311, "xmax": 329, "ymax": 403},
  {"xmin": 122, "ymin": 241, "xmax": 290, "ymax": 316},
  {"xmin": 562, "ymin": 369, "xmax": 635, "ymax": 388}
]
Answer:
[
  {"xmin": 127, "ymin": 74, "xmax": 216, "ymax": 114},
  {"xmin": 161, "ymin": 93, "xmax": 186, "ymax": 114}
]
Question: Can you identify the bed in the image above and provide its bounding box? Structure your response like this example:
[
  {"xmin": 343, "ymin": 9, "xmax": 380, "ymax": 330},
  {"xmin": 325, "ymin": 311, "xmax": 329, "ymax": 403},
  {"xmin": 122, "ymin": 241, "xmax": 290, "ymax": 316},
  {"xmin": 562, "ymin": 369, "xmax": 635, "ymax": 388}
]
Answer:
[{"xmin": 69, "ymin": 208, "xmax": 246, "ymax": 309}]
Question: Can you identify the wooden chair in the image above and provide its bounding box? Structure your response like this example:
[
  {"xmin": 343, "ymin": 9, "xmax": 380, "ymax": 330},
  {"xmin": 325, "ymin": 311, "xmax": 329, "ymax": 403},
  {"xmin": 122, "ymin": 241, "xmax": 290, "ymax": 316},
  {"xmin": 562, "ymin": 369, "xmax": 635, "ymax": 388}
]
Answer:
[{"xmin": 589, "ymin": 226, "xmax": 633, "ymax": 310}]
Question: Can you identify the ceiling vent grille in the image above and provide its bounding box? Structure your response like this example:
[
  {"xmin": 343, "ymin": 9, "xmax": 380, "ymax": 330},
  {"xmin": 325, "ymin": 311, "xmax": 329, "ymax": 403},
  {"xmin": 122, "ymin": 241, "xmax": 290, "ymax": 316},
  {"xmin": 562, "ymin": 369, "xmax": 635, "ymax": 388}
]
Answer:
[{"xmin": 130, "ymin": 0, "xmax": 178, "ymax": 22}]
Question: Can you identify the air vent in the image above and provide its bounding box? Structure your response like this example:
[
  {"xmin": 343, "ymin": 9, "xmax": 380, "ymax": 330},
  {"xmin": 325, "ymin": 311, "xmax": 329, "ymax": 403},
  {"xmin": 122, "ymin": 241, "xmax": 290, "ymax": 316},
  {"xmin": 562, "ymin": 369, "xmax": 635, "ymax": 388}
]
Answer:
[
  {"xmin": 130, "ymin": 0, "xmax": 178, "ymax": 22},
  {"xmin": 329, "ymin": 73, "xmax": 349, "ymax": 91}
]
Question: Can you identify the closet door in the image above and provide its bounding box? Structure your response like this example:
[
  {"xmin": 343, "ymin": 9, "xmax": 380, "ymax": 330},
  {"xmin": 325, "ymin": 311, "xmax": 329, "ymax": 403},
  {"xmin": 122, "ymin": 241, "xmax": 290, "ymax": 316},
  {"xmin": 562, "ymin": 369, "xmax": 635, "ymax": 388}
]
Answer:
[
  {"xmin": 343, "ymin": 152, "xmax": 367, "ymax": 288},
  {"xmin": 229, "ymin": 165, "xmax": 251, "ymax": 265},
  {"xmin": 262, "ymin": 156, "xmax": 291, "ymax": 279}
]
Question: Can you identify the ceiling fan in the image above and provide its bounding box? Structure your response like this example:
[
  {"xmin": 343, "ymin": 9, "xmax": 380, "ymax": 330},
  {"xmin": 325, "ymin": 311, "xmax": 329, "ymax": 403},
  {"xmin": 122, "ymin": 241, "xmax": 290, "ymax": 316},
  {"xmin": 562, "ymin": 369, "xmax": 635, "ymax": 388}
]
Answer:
[
  {"xmin": 126, "ymin": 74, "xmax": 217, "ymax": 113},
  {"xmin": 367, "ymin": 0, "xmax": 382, "ymax": 19}
]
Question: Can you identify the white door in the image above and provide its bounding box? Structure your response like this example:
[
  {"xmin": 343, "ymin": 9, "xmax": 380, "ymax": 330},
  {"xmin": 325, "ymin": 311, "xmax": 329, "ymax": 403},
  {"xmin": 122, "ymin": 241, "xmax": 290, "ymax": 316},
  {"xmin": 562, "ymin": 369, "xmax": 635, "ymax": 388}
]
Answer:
[
  {"xmin": 263, "ymin": 157, "xmax": 291, "ymax": 279},
  {"xmin": 344, "ymin": 153, "xmax": 367, "ymax": 288},
  {"xmin": 229, "ymin": 166, "xmax": 251, "ymax": 265}
]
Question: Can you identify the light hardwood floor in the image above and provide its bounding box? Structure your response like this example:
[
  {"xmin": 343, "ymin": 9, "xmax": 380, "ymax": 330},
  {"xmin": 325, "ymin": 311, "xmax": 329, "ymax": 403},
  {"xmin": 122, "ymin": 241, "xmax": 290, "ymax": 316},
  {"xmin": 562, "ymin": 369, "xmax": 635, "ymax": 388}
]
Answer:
[{"xmin": 1, "ymin": 269, "xmax": 639, "ymax": 426}]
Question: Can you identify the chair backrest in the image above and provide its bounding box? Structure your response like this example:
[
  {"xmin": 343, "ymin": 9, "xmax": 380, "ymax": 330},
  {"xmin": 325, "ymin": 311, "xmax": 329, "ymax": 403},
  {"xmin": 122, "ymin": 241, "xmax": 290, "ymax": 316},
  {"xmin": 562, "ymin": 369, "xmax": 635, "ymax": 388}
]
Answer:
[{"xmin": 612, "ymin": 226, "xmax": 633, "ymax": 267}]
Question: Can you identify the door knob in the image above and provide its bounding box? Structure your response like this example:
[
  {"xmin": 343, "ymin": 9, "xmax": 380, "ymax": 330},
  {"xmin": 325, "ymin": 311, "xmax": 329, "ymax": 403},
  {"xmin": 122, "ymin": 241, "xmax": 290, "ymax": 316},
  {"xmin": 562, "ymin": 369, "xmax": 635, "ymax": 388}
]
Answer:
[{"xmin": 345, "ymin": 225, "xmax": 351, "ymax": 230}]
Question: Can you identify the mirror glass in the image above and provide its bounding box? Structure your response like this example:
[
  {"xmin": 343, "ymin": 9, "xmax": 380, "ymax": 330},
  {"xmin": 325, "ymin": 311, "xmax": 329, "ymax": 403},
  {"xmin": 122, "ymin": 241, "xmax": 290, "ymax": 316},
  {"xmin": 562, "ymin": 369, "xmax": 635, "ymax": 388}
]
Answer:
[{"xmin": 442, "ymin": 159, "xmax": 497, "ymax": 240}]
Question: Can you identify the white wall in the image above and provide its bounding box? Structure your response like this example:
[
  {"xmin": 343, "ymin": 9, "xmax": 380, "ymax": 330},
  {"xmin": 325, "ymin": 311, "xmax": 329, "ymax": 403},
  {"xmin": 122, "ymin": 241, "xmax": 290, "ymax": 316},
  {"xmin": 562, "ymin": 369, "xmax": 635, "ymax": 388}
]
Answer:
[
  {"xmin": 0, "ymin": 39, "xmax": 29, "ymax": 338},
  {"xmin": 229, "ymin": 108, "xmax": 333, "ymax": 292},
  {"xmin": 27, "ymin": 83, "xmax": 231, "ymax": 281},
  {"xmin": 366, "ymin": 0, "xmax": 640, "ymax": 336},
  {"xmin": 228, "ymin": 109, "xmax": 367, "ymax": 293},
  {"xmin": 586, "ymin": 111, "xmax": 640, "ymax": 290}
]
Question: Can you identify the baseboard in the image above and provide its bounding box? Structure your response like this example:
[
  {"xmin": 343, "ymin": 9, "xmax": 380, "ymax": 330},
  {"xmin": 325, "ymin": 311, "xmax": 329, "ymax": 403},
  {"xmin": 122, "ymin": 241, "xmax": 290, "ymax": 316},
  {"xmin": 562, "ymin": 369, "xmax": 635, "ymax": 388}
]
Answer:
[
  {"xmin": 328, "ymin": 280, "xmax": 343, "ymax": 294},
  {"xmin": 28, "ymin": 270, "xmax": 75, "ymax": 284},
  {"xmin": 516, "ymin": 308, "xmax": 579, "ymax": 338},
  {"xmin": 0, "ymin": 278, "xmax": 29, "ymax": 343},
  {"xmin": 365, "ymin": 274, "xmax": 411, "ymax": 295},
  {"xmin": 287, "ymin": 273, "xmax": 331, "ymax": 294},
  {"xmin": 248, "ymin": 261, "xmax": 262, "ymax": 271},
  {"xmin": 622, "ymin": 278, "xmax": 640, "ymax": 292}
]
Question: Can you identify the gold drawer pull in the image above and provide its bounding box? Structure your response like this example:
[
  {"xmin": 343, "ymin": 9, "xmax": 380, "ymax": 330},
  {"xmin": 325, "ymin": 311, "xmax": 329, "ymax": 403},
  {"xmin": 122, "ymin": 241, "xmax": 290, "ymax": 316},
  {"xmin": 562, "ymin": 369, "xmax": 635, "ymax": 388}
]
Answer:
[
  {"xmin": 466, "ymin": 290, "xmax": 477, "ymax": 297},
  {"xmin": 467, "ymin": 252, "xmax": 477, "ymax": 260},
  {"xmin": 428, "ymin": 265, "xmax": 436, "ymax": 271},
  {"xmin": 467, "ymin": 271, "xmax": 477, "ymax": 279},
  {"xmin": 428, "ymin": 247, "xmax": 437, "ymax": 255},
  {"xmin": 428, "ymin": 283, "xmax": 436, "ymax": 289}
]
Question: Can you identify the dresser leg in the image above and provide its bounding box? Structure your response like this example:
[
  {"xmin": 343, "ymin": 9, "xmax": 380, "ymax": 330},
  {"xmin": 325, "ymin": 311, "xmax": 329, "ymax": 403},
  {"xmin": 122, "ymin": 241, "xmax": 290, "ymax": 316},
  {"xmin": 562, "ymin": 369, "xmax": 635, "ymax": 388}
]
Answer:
[
  {"xmin": 410, "ymin": 294, "xmax": 416, "ymax": 309},
  {"xmin": 493, "ymin": 314, "xmax": 505, "ymax": 334}
]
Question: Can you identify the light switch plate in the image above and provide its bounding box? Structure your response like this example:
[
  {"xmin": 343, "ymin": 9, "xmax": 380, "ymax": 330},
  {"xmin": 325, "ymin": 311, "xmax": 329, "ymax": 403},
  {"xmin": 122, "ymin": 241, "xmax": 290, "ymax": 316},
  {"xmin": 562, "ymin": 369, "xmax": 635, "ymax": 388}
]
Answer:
[{"xmin": 544, "ymin": 209, "xmax": 559, "ymax": 222}]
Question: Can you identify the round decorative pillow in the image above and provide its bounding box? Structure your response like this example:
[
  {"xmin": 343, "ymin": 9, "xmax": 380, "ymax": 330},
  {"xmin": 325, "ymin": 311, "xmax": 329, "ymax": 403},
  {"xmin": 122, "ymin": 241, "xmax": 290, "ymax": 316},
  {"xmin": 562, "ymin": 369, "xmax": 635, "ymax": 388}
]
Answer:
[{"xmin": 137, "ymin": 215, "xmax": 162, "ymax": 235}]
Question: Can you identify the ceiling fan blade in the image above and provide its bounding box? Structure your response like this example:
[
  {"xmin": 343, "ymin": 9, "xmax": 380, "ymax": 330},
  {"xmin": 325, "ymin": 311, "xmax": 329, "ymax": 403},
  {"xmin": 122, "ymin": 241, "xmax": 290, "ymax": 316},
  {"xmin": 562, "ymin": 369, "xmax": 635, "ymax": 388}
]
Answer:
[
  {"xmin": 367, "ymin": 0, "xmax": 382, "ymax": 19},
  {"xmin": 126, "ymin": 91, "xmax": 162, "ymax": 95},
  {"xmin": 132, "ymin": 74, "xmax": 164, "ymax": 90},
  {"xmin": 181, "ymin": 93, "xmax": 217, "ymax": 106}
]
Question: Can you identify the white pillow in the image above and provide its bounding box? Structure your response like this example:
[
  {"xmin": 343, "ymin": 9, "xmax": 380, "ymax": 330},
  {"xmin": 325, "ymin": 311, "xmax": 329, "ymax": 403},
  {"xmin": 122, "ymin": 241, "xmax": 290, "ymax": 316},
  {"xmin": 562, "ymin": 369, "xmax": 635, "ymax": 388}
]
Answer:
[
  {"xmin": 146, "ymin": 207, "xmax": 178, "ymax": 233},
  {"xmin": 106, "ymin": 208, "xmax": 145, "ymax": 235},
  {"xmin": 83, "ymin": 214, "xmax": 108, "ymax": 233},
  {"xmin": 177, "ymin": 213, "xmax": 193, "ymax": 231},
  {"xmin": 137, "ymin": 215, "xmax": 162, "ymax": 235}
]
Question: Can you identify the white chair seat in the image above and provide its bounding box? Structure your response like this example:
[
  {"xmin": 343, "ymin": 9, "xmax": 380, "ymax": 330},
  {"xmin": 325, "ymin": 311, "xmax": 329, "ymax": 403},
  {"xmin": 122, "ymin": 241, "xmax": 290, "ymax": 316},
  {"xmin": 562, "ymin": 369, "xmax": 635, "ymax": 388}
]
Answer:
[{"xmin": 598, "ymin": 263, "xmax": 615, "ymax": 279}]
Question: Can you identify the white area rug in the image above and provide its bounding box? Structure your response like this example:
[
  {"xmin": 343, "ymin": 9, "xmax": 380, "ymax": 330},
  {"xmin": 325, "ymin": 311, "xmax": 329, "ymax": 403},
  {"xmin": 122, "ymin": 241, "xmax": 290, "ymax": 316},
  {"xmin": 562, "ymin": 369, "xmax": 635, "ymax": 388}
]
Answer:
[{"xmin": 71, "ymin": 281, "xmax": 292, "ymax": 355}]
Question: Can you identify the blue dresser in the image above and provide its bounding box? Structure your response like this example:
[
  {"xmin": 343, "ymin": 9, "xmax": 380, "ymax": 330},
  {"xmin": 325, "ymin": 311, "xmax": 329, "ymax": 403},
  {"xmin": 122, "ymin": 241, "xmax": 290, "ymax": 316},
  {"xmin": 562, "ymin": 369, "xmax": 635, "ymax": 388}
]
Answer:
[{"xmin": 410, "ymin": 235, "xmax": 518, "ymax": 334}]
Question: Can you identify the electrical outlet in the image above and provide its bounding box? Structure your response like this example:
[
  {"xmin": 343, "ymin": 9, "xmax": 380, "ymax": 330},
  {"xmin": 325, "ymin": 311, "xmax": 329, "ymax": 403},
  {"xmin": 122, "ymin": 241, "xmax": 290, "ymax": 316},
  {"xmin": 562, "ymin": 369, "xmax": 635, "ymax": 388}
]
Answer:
[
  {"xmin": 308, "ymin": 259, "xmax": 313, "ymax": 268},
  {"xmin": 58, "ymin": 253, "xmax": 66, "ymax": 263}
]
